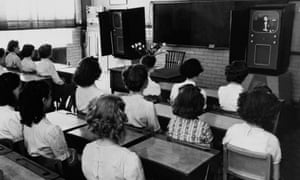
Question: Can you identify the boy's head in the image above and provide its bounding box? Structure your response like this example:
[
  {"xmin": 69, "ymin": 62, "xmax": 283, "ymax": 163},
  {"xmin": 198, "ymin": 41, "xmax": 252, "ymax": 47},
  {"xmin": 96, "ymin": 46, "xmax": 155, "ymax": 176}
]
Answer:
[
  {"xmin": 21, "ymin": 44, "xmax": 35, "ymax": 58},
  {"xmin": 0, "ymin": 72, "xmax": 21, "ymax": 106},
  {"xmin": 140, "ymin": 55, "xmax": 156, "ymax": 71},
  {"xmin": 38, "ymin": 44, "xmax": 52, "ymax": 59},
  {"xmin": 180, "ymin": 58, "xmax": 203, "ymax": 79},
  {"xmin": 73, "ymin": 56, "xmax": 102, "ymax": 87},
  {"xmin": 237, "ymin": 85, "xmax": 281, "ymax": 129},
  {"xmin": 86, "ymin": 95, "xmax": 127, "ymax": 143},
  {"xmin": 172, "ymin": 84, "xmax": 204, "ymax": 119},
  {"xmin": 122, "ymin": 64, "xmax": 148, "ymax": 92},
  {"xmin": 225, "ymin": 61, "xmax": 248, "ymax": 84},
  {"xmin": 7, "ymin": 40, "xmax": 20, "ymax": 53}
]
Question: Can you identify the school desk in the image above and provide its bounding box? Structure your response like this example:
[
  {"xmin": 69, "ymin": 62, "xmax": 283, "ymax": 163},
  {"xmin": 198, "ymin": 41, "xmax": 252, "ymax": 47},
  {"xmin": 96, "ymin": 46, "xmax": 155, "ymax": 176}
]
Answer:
[
  {"xmin": 65, "ymin": 125, "xmax": 151, "ymax": 153},
  {"xmin": 130, "ymin": 137, "xmax": 219, "ymax": 180},
  {"xmin": 0, "ymin": 151, "xmax": 62, "ymax": 180},
  {"xmin": 154, "ymin": 103, "xmax": 244, "ymax": 131},
  {"xmin": 46, "ymin": 110, "xmax": 87, "ymax": 132}
]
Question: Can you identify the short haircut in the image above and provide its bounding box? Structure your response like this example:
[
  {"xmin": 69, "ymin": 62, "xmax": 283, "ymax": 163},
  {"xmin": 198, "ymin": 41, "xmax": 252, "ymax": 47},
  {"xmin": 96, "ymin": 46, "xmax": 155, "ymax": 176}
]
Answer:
[
  {"xmin": 0, "ymin": 48, "xmax": 5, "ymax": 58},
  {"xmin": 225, "ymin": 61, "xmax": 248, "ymax": 83},
  {"xmin": 21, "ymin": 44, "xmax": 35, "ymax": 58},
  {"xmin": 140, "ymin": 55, "xmax": 156, "ymax": 71},
  {"xmin": 7, "ymin": 40, "xmax": 19, "ymax": 52},
  {"xmin": 38, "ymin": 44, "xmax": 52, "ymax": 58},
  {"xmin": 86, "ymin": 95, "xmax": 128, "ymax": 143},
  {"xmin": 73, "ymin": 57, "xmax": 102, "ymax": 87},
  {"xmin": 0, "ymin": 72, "xmax": 21, "ymax": 106},
  {"xmin": 237, "ymin": 86, "xmax": 281, "ymax": 130},
  {"xmin": 122, "ymin": 64, "xmax": 148, "ymax": 92},
  {"xmin": 172, "ymin": 84, "xmax": 204, "ymax": 119},
  {"xmin": 180, "ymin": 58, "xmax": 203, "ymax": 79},
  {"xmin": 19, "ymin": 80, "xmax": 51, "ymax": 127}
]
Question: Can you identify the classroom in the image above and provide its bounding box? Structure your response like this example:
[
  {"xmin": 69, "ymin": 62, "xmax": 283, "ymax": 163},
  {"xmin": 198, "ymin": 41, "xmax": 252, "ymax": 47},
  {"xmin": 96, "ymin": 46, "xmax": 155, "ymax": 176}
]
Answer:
[{"xmin": 0, "ymin": 0, "xmax": 300, "ymax": 179}]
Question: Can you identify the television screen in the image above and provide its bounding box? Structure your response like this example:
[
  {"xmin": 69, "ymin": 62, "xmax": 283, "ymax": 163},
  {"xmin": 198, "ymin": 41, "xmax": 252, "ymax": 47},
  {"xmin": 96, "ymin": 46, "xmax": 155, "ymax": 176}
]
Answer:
[{"xmin": 153, "ymin": 1, "xmax": 234, "ymax": 49}]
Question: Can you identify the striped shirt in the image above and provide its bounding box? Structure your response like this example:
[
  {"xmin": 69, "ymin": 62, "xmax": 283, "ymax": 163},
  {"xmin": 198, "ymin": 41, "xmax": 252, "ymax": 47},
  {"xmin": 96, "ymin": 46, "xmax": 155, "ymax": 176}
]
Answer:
[{"xmin": 167, "ymin": 115, "xmax": 213, "ymax": 146}]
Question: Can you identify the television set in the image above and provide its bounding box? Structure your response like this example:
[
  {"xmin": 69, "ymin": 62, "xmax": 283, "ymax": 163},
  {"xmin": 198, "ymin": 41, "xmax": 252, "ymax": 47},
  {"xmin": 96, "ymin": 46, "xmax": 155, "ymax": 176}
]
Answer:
[{"xmin": 153, "ymin": 1, "xmax": 235, "ymax": 49}]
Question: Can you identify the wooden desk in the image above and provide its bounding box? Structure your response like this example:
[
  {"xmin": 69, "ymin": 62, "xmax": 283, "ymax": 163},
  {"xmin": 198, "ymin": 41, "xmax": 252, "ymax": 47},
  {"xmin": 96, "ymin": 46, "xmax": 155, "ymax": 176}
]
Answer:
[
  {"xmin": 53, "ymin": 63, "xmax": 70, "ymax": 71},
  {"xmin": 46, "ymin": 110, "xmax": 87, "ymax": 132},
  {"xmin": 155, "ymin": 103, "xmax": 244, "ymax": 130},
  {"xmin": 130, "ymin": 137, "xmax": 219, "ymax": 180},
  {"xmin": 109, "ymin": 66, "xmax": 184, "ymax": 93},
  {"xmin": 66, "ymin": 125, "xmax": 151, "ymax": 153},
  {"xmin": 150, "ymin": 67, "xmax": 184, "ymax": 83},
  {"xmin": 0, "ymin": 151, "xmax": 61, "ymax": 180}
]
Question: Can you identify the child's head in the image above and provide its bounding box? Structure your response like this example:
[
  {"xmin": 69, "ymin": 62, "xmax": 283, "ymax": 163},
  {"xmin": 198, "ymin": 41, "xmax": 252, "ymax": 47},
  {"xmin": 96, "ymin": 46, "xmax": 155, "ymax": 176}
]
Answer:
[
  {"xmin": 86, "ymin": 95, "xmax": 128, "ymax": 143},
  {"xmin": 73, "ymin": 57, "xmax": 102, "ymax": 87},
  {"xmin": 21, "ymin": 44, "xmax": 35, "ymax": 58},
  {"xmin": 7, "ymin": 40, "xmax": 20, "ymax": 53},
  {"xmin": 122, "ymin": 64, "xmax": 148, "ymax": 92},
  {"xmin": 0, "ymin": 72, "xmax": 21, "ymax": 106},
  {"xmin": 38, "ymin": 44, "xmax": 52, "ymax": 59},
  {"xmin": 172, "ymin": 84, "xmax": 205, "ymax": 119},
  {"xmin": 140, "ymin": 55, "xmax": 156, "ymax": 72},
  {"xmin": 225, "ymin": 61, "xmax": 248, "ymax": 84},
  {"xmin": 19, "ymin": 80, "xmax": 51, "ymax": 127},
  {"xmin": 237, "ymin": 85, "xmax": 281, "ymax": 129},
  {"xmin": 180, "ymin": 58, "xmax": 203, "ymax": 79}
]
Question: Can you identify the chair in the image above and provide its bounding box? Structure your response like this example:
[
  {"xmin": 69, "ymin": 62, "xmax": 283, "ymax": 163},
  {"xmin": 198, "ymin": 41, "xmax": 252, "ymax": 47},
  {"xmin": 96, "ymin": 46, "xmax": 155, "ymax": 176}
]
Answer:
[
  {"xmin": 223, "ymin": 144, "xmax": 272, "ymax": 180},
  {"xmin": 165, "ymin": 50, "xmax": 185, "ymax": 68}
]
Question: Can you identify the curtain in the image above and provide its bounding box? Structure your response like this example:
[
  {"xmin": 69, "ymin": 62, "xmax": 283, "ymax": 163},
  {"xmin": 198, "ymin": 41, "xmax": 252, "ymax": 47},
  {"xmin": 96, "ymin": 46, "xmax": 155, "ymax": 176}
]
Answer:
[{"xmin": 0, "ymin": 0, "xmax": 76, "ymax": 30}]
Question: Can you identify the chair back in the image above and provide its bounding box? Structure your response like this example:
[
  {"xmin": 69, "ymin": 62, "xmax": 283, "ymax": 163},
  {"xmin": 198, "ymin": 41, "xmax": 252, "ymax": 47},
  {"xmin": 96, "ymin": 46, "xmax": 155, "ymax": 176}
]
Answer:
[
  {"xmin": 223, "ymin": 144, "xmax": 272, "ymax": 180},
  {"xmin": 165, "ymin": 50, "xmax": 185, "ymax": 68}
]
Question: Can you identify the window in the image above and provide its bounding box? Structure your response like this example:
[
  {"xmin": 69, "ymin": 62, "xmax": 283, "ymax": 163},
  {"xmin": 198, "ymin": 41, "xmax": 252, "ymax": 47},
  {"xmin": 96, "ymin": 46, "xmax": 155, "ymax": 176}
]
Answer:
[
  {"xmin": 0, "ymin": 0, "xmax": 76, "ymax": 30},
  {"xmin": 0, "ymin": 28, "xmax": 73, "ymax": 49}
]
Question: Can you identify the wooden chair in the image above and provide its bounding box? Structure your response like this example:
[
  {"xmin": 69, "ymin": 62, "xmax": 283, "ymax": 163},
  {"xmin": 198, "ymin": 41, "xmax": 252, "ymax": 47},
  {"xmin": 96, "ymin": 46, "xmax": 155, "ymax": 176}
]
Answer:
[
  {"xmin": 223, "ymin": 144, "xmax": 272, "ymax": 180},
  {"xmin": 165, "ymin": 50, "xmax": 185, "ymax": 68}
]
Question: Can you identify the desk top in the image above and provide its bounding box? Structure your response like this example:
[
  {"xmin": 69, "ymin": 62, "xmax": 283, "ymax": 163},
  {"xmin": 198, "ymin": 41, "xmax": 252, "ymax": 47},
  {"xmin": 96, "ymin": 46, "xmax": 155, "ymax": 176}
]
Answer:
[
  {"xmin": 53, "ymin": 63, "xmax": 70, "ymax": 71},
  {"xmin": 151, "ymin": 67, "xmax": 181, "ymax": 79},
  {"xmin": 57, "ymin": 67, "xmax": 76, "ymax": 75},
  {"xmin": 46, "ymin": 110, "xmax": 87, "ymax": 132},
  {"xmin": 0, "ymin": 156, "xmax": 45, "ymax": 180},
  {"xmin": 0, "ymin": 151, "xmax": 60, "ymax": 180},
  {"xmin": 130, "ymin": 137, "xmax": 217, "ymax": 176},
  {"xmin": 155, "ymin": 103, "xmax": 244, "ymax": 130},
  {"xmin": 67, "ymin": 126, "xmax": 150, "ymax": 147}
]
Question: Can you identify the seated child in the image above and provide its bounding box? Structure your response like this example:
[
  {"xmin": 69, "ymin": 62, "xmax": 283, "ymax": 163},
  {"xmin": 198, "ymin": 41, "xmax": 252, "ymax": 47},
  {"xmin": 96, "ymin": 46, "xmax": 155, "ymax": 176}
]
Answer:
[
  {"xmin": 223, "ymin": 86, "xmax": 282, "ymax": 180},
  {"xmin": 20, "ymin": 44, "xmax": 36, "ymax": 72},
  {"xmin": 218, "ymin": 61, "xmax": 248, "ymax": 112},
  {"xmin": 36, "ymin": 44, "xmax": 64, "ymax": 85},
  {"xmin": 170, "ymin": 58, "xmax": 207, "ymax": 107},
  {"xmin": 122, "ymin": 64, "xmax": 160, "ymax": 131},
  {"xmin": 82, "ymin": 95, "xmax": 145, "ymax": 180},
  {"xmin": 5, "ymin": 40, "xmax": 22, "ymax": 70},
  {"xmin": 140, "ymin": 55, "xmax": 161, "ymax": 96},
  {"xmin": 168, "ymin": 84, "xmax": 213, "ymax": 147},
  {"xmin": 73, "ymin": 56, "xmax": 104, "ymax": 114},
  {"xmin": 0, "ymin": 72, "xmax": 23, "ymax": 142},
  {"xmin": 19, "ymin": 81, "xmax": 77, "ymax": 173}
]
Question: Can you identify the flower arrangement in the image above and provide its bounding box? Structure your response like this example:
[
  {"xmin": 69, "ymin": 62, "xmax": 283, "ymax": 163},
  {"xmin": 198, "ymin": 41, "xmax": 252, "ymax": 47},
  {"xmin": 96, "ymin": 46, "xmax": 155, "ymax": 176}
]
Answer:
[{"xmin": 131, "ymin": 42, "xmax": 166, "ymax": 56}]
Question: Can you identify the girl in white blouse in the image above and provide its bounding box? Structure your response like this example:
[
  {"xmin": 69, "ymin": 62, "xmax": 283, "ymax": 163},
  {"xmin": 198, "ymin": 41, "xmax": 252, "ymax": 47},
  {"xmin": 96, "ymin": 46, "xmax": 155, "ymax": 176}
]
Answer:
[
  {"xmin": 0, "ymin": 72, "xmax": 23, "ymax": 142},
  {"xmin": 82, "ymin": 95, "xmax": 145, "ymax": 180},
  {"xmin": 73, "ymin": 56, "xmax": 104, "ymax": 114},
  {"xmin": 19, "ymin": 81, "xmax": 78, "ymax": 177},
  {"xmin": 20, "ymin": 44, "xmax": 36, "ymax": 72}
]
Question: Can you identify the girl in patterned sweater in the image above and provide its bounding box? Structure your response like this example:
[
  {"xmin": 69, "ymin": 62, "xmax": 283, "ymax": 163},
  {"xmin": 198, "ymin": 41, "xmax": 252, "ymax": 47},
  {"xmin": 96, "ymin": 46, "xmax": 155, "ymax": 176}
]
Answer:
[{"xmin": 168, "ymin": 84, "xmax": 213, "ymax": 147}]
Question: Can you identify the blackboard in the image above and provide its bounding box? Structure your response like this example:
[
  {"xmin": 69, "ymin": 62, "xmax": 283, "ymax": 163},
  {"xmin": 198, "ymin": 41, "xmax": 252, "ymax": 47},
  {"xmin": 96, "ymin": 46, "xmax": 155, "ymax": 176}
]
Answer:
[{"xmin": 153, "ymin": 1, "xmax": 235, "ymax": 49}]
